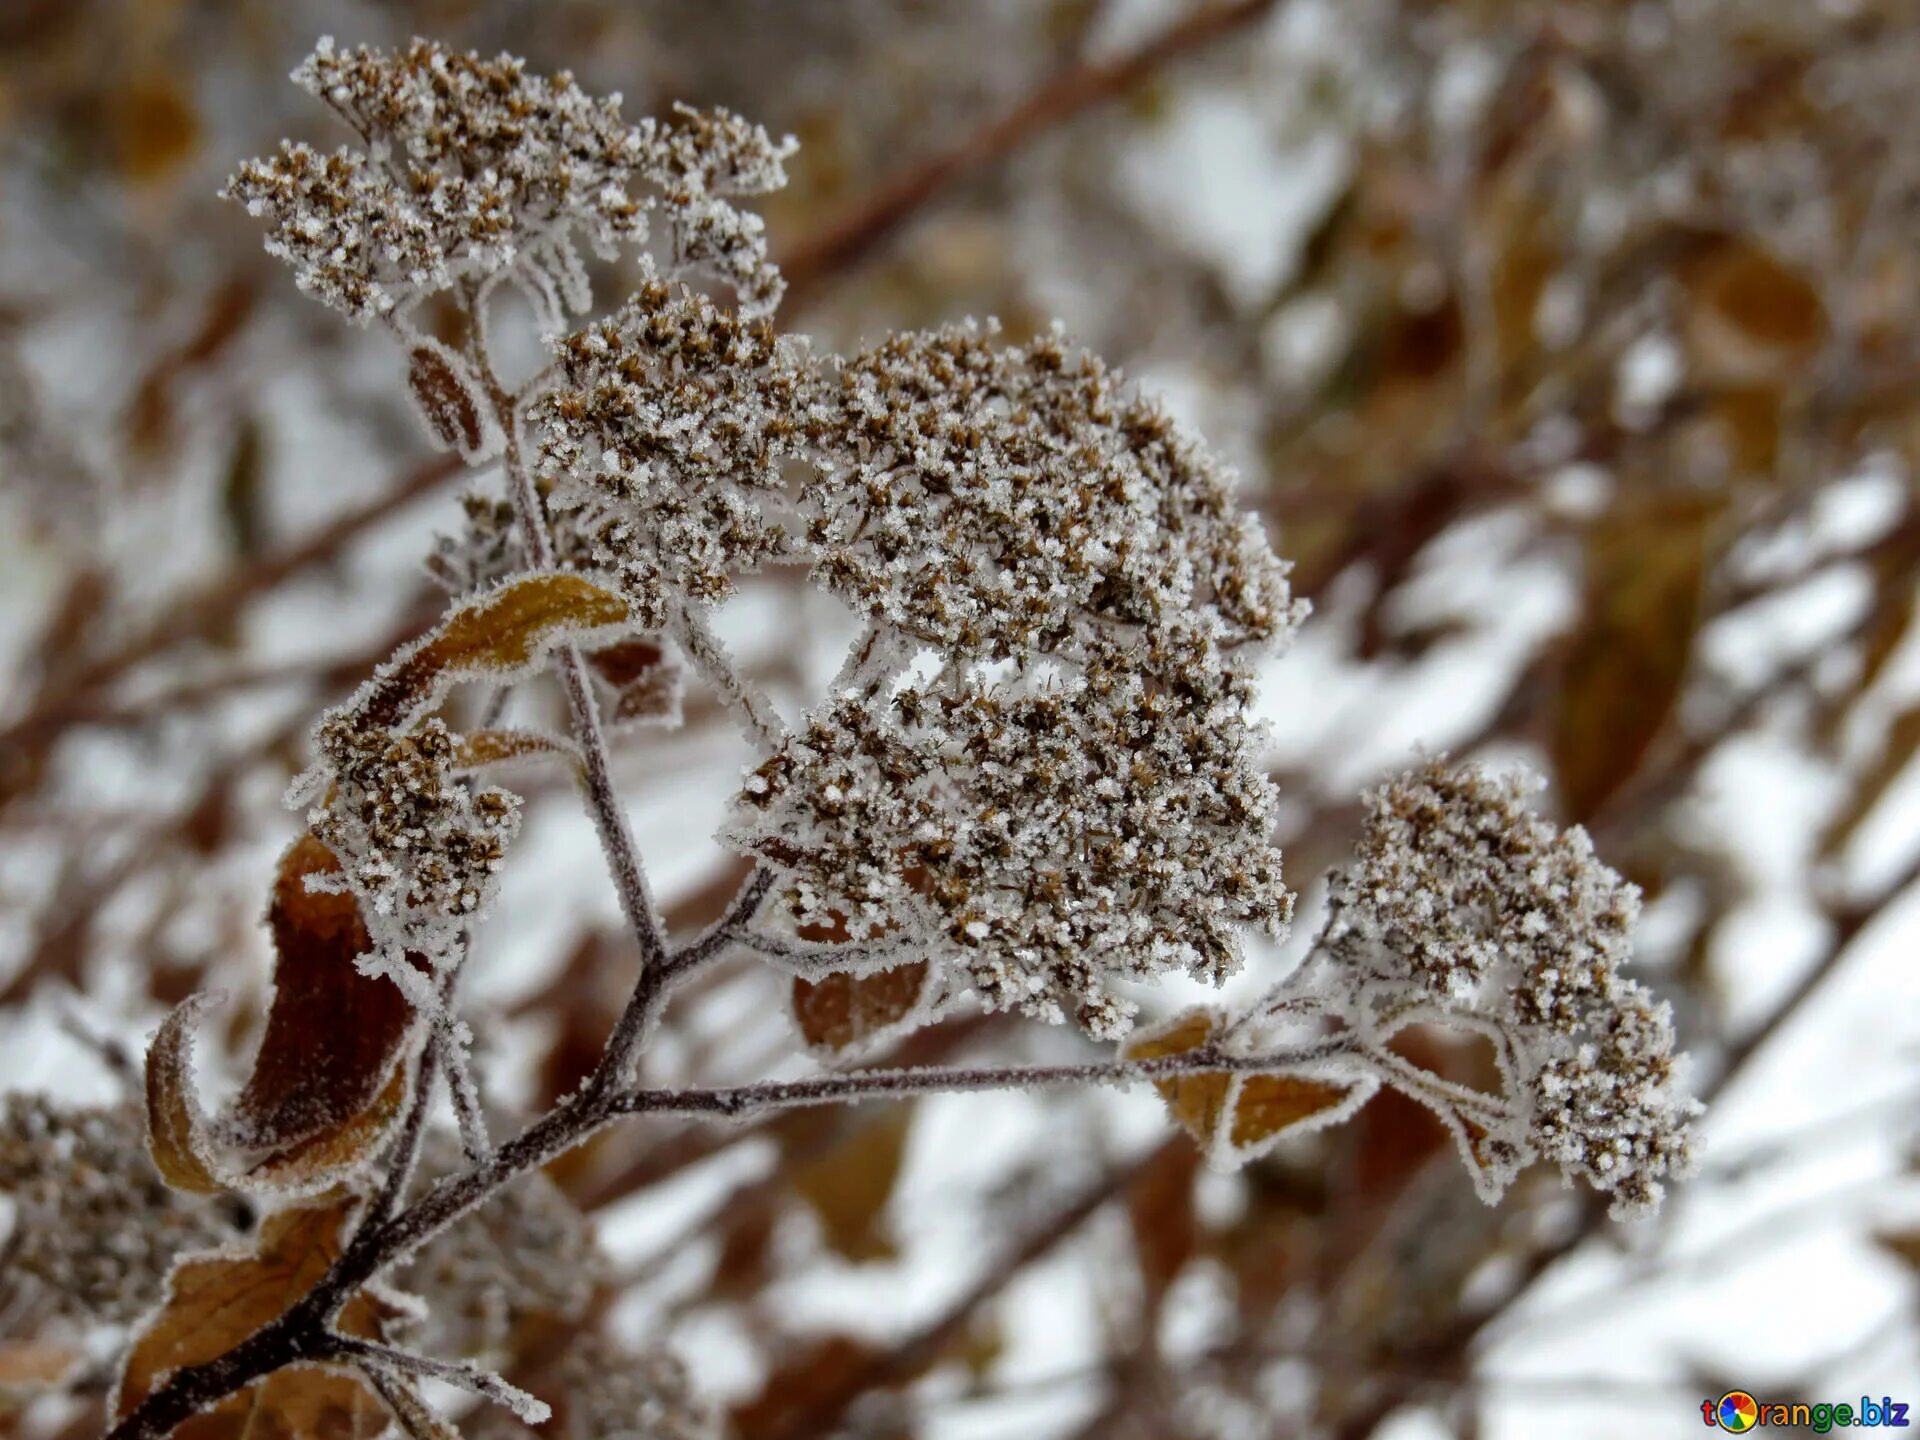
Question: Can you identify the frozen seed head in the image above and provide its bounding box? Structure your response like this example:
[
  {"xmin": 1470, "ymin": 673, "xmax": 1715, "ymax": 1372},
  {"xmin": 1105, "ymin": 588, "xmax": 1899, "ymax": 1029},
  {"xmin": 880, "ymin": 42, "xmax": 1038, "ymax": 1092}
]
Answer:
[
  {"xmin": 1330, "ymin": 758, "xmax": 1696, "ymax": 1215},
  {"xmin": 0, "ymin": 1095, "xmax": 227, "ymax": 1324},
  {"xmin": 224, "ymin": 37, "xmax": 792, "ymax": 325},
  {"xmin": 302, "ymin": 715, "xmax": 520, "ymax": 989},
  {"xmin": 537, "ymin": 280, "xmax": 821, "ymax": 627},
  {"xmin": 803, "ymin": 321, "xmax": 1305, "ymax": 663},
  {"xmin": 726, "ymin": 630, "xmax": 1292, "ymax": 1039}
]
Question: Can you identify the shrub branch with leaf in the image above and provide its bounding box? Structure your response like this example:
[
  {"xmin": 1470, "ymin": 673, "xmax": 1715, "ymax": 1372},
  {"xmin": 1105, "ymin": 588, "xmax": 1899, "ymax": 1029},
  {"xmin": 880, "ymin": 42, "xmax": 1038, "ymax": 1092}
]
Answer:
[{"xmin": 61, "ymin": 36, "xmax": 1701, "ymax": 1440}]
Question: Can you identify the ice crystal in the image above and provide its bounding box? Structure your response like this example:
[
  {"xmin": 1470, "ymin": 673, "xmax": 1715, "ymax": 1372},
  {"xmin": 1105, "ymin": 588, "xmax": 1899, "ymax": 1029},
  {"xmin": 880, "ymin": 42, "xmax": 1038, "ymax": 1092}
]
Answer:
[{"xmin": 224, "ymin": 38, "xmax": 792, "ymax": 326}]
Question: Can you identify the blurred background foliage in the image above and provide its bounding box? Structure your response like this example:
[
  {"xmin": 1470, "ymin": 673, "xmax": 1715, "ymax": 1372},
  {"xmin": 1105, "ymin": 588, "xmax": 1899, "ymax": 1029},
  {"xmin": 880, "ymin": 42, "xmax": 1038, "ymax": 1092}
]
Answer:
[{"xmin": 4, "ymin": 2, "xmax": 1920, "ymax": 1438}]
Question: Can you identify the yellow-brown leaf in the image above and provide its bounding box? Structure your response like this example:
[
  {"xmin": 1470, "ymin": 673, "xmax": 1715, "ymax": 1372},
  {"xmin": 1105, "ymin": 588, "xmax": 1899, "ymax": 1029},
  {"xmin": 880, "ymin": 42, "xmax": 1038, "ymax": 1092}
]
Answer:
[
  {"xmin": 1551, "ymin": 498, "xmax": 1718, "ymax": 823},
  {"xmin": 356, "ymin": 573, "xmax": 630, "ymax": 731},
  {"xmin": 114, "ymin": 1199, "xmax": 392, "ymax": 1440}
]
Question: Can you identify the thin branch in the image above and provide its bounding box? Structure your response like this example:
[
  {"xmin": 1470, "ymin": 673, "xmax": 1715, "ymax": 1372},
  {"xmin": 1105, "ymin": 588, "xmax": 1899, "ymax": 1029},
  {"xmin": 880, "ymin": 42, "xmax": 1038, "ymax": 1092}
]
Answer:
[
  {"xmin": 460, "ymin": 291, "xmax": 673, "ymax": 1092},
  {"xmin": 103, "ymin": 1035, "xmax": 1351, "ymax": 1440},
  {"xmin": 0, "ymin": 455, "xmax": 459, "ymax": 756},
  {"xmin": 613, "ymin": 1040, "xmax": 1358, "ymax": 1121},
  {"xmin": 320, "ymin": 1335, "xmax": 548, "ymax": 1423},
  {"xmin": 355, "ymin": 1363, "xmax": 461, "ymax": 1440},
  {"xmin": 775, "ymin": 0, "xmax": 1284, "ymax": 312},
  {"xmin": 672, "ymin": 603, "xmax": 786, "ymax": 751}
]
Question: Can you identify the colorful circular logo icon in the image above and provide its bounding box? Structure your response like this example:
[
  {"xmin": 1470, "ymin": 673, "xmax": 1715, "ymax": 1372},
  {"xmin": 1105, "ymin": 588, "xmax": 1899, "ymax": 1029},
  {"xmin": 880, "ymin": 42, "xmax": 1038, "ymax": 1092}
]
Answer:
[{"xmin": 1717, "ymin": 1392, "xmax": 1760, "ymax": 1433}]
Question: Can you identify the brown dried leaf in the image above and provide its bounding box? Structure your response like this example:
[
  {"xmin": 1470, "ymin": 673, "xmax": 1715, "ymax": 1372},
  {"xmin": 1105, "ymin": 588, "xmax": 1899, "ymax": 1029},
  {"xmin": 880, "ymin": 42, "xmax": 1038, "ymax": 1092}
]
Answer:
[
  {"xmin": 792, "ymin": 1109, "xmax": 913, "ymax": 1262},
  {"xmin": 243, "ymin": 1061, "xmax": 410, "ymax": 1191},
  {"xmin": 115, "ymin": 1199, "xmax": 392, "ymax": 1440},
  {"xmin": 1685, "ymin": 237, "xmax": 1827, "ymax": 383},
  {"xmin": 453, "ymin": 727, "xmax": 580, "ymax": 773},
  {"xmin": 407, "ymin": 340, "xmax": 497, "ymax": 459},
  {"xmin": 356, "ymin": 572, "xmax": 631, "ymax": 731},
  {"xmin": 589, "ymin": 636, "xmax": 683, "ymax": 726},
  {"xmin": 112, "ymin": 74, "xmax": 199, "ymax": 184},
  {"xmin": 144, "ymin": 994, "xmax": 223, "ymax": 1195},
  {"xmin": 1123, "ymin": 1008, "xmax": 1367, "ymax": 1162},
  {"xmin": 1551, "ymin": 498, "xmax": 1717, "ymax": 823},
  {"xmin": 230, "ymin": 834, "xmax": 414, "ymax": 1153},
  {"xmin": 731, "ymin": 1336, "xmax": 881, "ymax": 1440},
  {"xmin": 1128, "ymin": 1138, "xmax": 1200, "ymax": 1315},
  {"xmin": 791, "ymin": 961, "xmax": 931, "ymax": 1054}
]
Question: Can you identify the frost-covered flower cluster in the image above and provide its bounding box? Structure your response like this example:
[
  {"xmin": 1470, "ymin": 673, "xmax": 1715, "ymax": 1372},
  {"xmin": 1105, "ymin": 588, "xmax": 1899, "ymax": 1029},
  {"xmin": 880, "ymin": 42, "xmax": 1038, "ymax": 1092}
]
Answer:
[
  {"xmin": 551, "ymin": 1338, "xmax": 717, "ymax": 1440},
  {"xmin": 398, "ymin": 1145, "xmax": 593, "ymax": 1358},
  {"xmin": 803, "ymin": 322, "xmax": 1301, "ymax": 661},
  {"xmin": 292, "ymin": 715, "xmax": 519, "ymax": 1003},
  {"xmin": 538, "ymin": 281, "xmax": 819, "ymax": 628},
  {"xmin": 224, "ymin": 38, "xmax": 792, "ymax": 326},
  {"xmin": 1320, "ymin": 760, "xmax": 1697, "ymax": 1215},
  {"xmin": 0, "ymin": 1096, "xmax": 225, "ymax": 1324},
  {"xmin": 729, "ymin": 634, "xmax": 1291, "ymax": 1038}
]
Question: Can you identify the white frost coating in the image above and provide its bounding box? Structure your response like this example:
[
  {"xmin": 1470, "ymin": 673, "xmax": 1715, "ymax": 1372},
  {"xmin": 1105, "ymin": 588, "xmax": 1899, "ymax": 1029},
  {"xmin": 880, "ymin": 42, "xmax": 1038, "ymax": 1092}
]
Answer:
[
  {"xmin": 224, "ymin": 39, "xmax": 793, "ymax": 325},
  {"xmin": 1231, "ymin": 758, "xmax": 1699, "ymax": 1217}
]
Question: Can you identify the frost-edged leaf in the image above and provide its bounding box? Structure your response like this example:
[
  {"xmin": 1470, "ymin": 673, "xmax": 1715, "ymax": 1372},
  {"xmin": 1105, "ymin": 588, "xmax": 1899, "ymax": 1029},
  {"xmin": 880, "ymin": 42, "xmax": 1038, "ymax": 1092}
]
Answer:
[
  {"xmin": 352, "ymin": 571, "xmax": 632, "ymax": 731},
  {"xmin": 791, "ymin": 961, "xmax": 932, "ymax": 1055},
  {"xmin": 407, "ymin": 338, "xmax": 502, "ymax": 462},
  {"xmin": 452, "ymin": 726, "xmax": 582, "ymax": 773},
  {"xmin": 1552, "ymin": 499, "xmax": 1717, "ymax": 823},
  {"xmin": 144, "ymin": 837, "xmax": 416, "ymax": 1198},
  {"xmin": 1123, "ymin": 1008, "xmax": 1373, "ymax": 1167},
  {"xmin": 114, "ymin": 1198, "xmax": 393, "ymax": 1440},
  {"xmin": 230, "ymin": 834, "xmax": 415, "ymax": 1154},
  {"xmin": 243, "ymin": 1061, "xmax": 411, "ymax": 1193},
  {"xmin": 144, "ymin": 994, "xmax": 225, "ymax": 1195}
]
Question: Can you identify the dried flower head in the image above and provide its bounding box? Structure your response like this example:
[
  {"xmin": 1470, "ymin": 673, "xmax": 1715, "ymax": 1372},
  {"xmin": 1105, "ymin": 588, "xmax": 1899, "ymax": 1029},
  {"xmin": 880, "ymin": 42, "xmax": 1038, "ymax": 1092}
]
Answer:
[
  {"xmin": 552, "ymin": 1337, "xmax": 716, "ymax": 1440},
  {"xmin": 729, "ymin": 631, "xmax": 1291, "ymax": 1038},
  {"xmin": 292, "ymin": 716, "xmax": 520, "ymax": 1004},
  {"xmin": 538, "ymin": 281, "xmax": 820, "ymax": 627},
  {"xmin": 1326, "ymin": 759, "xmax": 1697, "ymax": 1215},
  {"xmin": 0, "ymin": 1096, "xmax": 226, "ymax": 1324},
  {"xmin": 803, "ymin": 322, "xmax": 1304, "ymax": 663},
  {"xmin": 225, "ymin": 38, "xmax": 792, "ymax": 326},
  {"xmin": 398, "ymin": 1141, "xmax": 594, "ymax": 1358}
]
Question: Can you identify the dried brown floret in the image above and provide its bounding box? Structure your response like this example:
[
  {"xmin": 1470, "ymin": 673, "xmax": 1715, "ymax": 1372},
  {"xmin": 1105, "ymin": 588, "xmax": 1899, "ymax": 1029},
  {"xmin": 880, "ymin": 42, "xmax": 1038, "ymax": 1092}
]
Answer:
[
  {"xmin": 726, "ymin": 630, "xmax": 1291, "ymax": 1039},
  {"xmin": 224, "ymin": 39, "xmax": 792, "ymax": 326}
]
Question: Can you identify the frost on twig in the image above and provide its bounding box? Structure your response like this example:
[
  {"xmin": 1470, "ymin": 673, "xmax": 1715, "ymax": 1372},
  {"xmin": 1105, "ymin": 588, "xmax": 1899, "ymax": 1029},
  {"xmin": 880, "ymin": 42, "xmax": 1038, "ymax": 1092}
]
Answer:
[{"xmin": 224, "ymin": 38, "xmax": 793, "ymax": 329}]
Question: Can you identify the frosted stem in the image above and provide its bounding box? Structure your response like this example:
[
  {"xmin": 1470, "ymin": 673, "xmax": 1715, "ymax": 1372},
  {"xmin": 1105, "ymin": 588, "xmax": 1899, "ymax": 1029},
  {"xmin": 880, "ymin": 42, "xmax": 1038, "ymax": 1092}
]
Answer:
[
  {"xmin": 323, "ymin": 1335, "xmax": 549, "ymax": 1422},
  {"xmin": 672, "ymin": 602, "xmax": 786, "ymax": 751}
]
